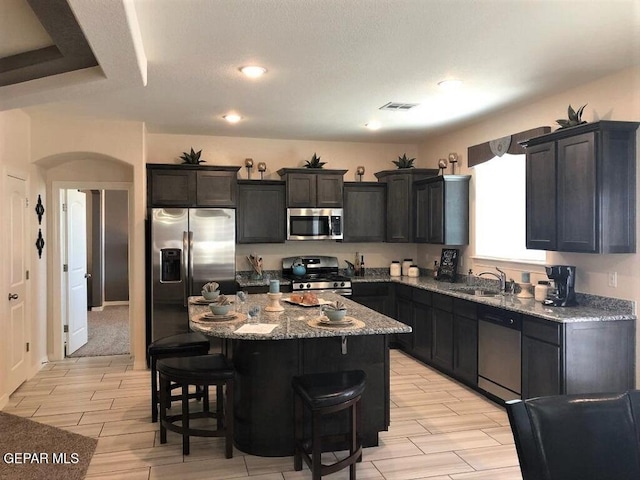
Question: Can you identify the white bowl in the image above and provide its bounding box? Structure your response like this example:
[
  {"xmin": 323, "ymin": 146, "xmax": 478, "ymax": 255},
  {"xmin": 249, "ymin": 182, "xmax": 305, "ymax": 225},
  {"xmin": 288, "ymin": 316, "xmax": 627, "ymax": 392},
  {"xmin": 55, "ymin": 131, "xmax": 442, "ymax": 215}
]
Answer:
[
  {"xmin": 202, "ymin": 290, "xmax": 220, "ymax": 301},
  {"xmin": 324, "ymin": 309, "xmax": 347, "ymax": 322},
  {"xmin": 209, "ymin": 304, "xmax": 230, "ymax": 316}
]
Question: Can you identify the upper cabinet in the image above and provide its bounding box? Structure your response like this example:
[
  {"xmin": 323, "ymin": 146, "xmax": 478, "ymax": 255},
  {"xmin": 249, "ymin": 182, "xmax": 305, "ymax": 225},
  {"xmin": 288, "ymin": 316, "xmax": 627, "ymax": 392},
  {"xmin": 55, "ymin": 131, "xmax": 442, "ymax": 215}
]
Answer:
[
  {"xmin": 147, "ymin": 164, "xmax": 240, "ymax": 207},
  {"xmin": 277, "ymin": 168, "xmax": 347, "ymax": 208},
  {"xmin": 522, "ymin": 121, "xmax": 639, "ymax": 253},
  {"xmin": 237, "ymin": 180, "xmax": 286, "ymax": 244},
  {"xmin": 414, "ymin": 175, "xmax": 471, "ymax": 245},
  {"xmin": 343, "ymin": 182, "xmax": 386, "ymax": 242},
  {"xmin": 375, "ymin": 169, "xmax": 438, "ymax": 242}
]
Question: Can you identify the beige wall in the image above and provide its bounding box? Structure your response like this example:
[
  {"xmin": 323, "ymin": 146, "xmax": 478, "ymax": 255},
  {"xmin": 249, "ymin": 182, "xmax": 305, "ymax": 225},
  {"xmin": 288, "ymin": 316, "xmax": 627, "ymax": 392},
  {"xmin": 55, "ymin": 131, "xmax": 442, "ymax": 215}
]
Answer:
[{"xmin": 417, "ymin": 66, "xmax": 640, "ymax": 301}]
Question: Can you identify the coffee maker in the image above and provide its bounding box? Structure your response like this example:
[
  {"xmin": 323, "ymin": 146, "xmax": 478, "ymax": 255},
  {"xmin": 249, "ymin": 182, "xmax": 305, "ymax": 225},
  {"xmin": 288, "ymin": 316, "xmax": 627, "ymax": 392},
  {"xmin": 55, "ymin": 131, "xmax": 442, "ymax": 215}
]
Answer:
[{"xmin": 544, "ymin": 265, "xmax": 577, "ymax": 307}]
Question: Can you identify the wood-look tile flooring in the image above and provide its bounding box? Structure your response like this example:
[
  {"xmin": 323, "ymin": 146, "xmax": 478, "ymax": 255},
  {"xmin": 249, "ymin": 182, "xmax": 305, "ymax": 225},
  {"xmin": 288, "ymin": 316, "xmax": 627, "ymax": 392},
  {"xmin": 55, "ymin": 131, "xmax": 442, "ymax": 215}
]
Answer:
[{"xmin": 4, "ymin": 349, "xmax": 522, "ymax": 479}]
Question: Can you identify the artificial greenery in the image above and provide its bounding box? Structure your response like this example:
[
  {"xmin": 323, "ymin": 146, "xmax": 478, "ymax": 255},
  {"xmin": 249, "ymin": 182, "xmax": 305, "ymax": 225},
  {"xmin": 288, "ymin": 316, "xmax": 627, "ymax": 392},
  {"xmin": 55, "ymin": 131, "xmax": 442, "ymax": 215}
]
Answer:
[
  {"xmin": 556, "ymin": 104, "xmax": 587, "ymax": 129},
  {"xmin": 392, "ymin": 153, "xmax": 416, "ymax": 169},
  {"xmin": 304, "ymin": 153, "xmax": 326, "ymax": 168},
  {"xmin": 180, "ymin": 148, "xmax": 205, "ymax": 164}
]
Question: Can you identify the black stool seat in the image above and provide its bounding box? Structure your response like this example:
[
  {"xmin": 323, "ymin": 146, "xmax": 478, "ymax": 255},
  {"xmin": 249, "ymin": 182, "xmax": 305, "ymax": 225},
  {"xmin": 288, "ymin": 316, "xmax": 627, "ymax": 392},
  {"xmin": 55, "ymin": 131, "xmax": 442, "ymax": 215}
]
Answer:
[
  {"xmin": 157, "ymin": 355, "xmax": 234, "ymax": 381},
  {"xmin": 158, "ymin": 354, "xmax": 234, "ymax": 458},
  {"xmin": 292, "ymin": 370, "xmax": 366, "ymax": 409},
  {"xmin": 293, "ymin": 370, "xmax": 366, "ymax": 479},
  {"xmin": 148, "ymin": 332, "xmax": 210, "ymax": 357},
  {"xmin": 148, "ymin": 332, "xmax": 210, "ymax": 423}
]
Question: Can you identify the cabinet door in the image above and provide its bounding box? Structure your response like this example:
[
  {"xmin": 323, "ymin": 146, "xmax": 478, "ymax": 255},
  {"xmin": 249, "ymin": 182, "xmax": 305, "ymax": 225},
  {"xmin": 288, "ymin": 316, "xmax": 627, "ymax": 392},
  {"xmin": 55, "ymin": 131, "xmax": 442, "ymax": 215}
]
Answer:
[
  {"xmin": 413, "ymin": 302, "xmax": 432, "ymax": 362},
  {"xmin": 414, "ymin": 182, "xmax": 428, "ymax": 243},
  {"xmin": 522, "ymin": 336, "xmax": 562, "ymax": 399},
  {"xmin": 286, "ymin": 174, "xmax": 317, "ymax": 207},
  {"xmin": 237, "ymin": 183, "xmax": 286, "ymax": 243},
  {"xmin": 427, "ymin": 180, "xmax": 444, "ymax": 243},
  {"xmin": 196, "ymin": 170, "xmax": 237, "ymax": 206},
  {"xmin": 557, "ymin": 132, "xmax": 597, "ymax": 252},
  {"xmin": 526, "ymin": 142, "xmax": 557, "ymax": 250},
  {"xmin": 431, "ymin": 308, "xmax": 453, "ymax": 372},
  {"xmin": 453, "ymin": 315, "xmax": 478, "ymax": 384},
  {"xmin": 316, "ymin": 174, "xmax": 344, "ymax": 208},
  {"xmin": 343, "ymin": 183, "xmax": 385, "ymax": 242},
  {"xmin": 386, "ymin": 175, "xmax": 411, "ymax": 242},
  {"xmin": 395, "ymin": 295, "xmax": 414, "ymax": 351},
  {"xmin": 149, "ymin": 169, "xmax": 195, "ymax": 206}
]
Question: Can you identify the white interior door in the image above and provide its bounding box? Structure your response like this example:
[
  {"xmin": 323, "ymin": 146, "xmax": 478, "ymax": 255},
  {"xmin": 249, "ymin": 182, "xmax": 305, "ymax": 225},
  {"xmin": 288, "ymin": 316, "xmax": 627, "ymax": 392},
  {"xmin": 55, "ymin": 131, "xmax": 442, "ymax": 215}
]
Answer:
[
  {"xmin": 66, "ymin": 189, "xmax": 88, "ymax": 355},
  {"xmin": 6, "ymin": 175, "xmax": 28, "ymax": 393}
]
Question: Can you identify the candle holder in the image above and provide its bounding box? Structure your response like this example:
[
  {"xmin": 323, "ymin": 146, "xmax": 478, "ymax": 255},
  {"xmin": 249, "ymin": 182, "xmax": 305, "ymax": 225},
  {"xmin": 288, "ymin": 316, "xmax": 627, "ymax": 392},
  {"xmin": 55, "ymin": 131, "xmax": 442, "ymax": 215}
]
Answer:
[
  {"xmin": 448, "ymin": 153, "xmax": 458, "ymax": 174},
  {"xmin": 438, "ymin": 158, "xmax": 448, "ymax": 175},
  {"xmin": 356, "ymin": 165, "xmax": 365, "ymax": 182},
  {"xmin": 257, "ymin": 162, "xmax": 267, "ymax": 180},
  {"xmin": 265, "ymin": 292, "xmax": 284, "ymax": 312},
  {"xmin": 245, "ymin": 158, "xmax": 254, "ymax": 179}
]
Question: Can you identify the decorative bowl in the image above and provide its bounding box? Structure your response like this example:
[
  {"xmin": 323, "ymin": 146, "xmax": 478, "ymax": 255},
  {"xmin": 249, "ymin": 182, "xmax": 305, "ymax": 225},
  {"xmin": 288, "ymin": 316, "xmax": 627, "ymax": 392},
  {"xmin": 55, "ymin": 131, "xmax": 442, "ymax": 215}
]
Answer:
[
  {"xmin": 324, "ymin": 309, "xmax": 347, "ymax": 322},
  {"xmin": 202, "ymin": 290, "xmax": 220, "ymax": 301},
  {"xmin": 209, "ymin": 304, "xmax": 231, "ymax": 316}
]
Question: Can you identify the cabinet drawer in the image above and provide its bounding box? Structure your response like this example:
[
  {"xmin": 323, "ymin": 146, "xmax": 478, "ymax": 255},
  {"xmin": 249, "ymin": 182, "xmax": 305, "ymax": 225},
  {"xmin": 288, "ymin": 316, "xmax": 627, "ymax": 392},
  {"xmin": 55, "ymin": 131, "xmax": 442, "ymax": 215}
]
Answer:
[
  {"xmin": 453, "ymin": 298, "xmax": 477, "ymax": 319},
  {"xmin": 523, "ymin": 316, "xmax": 561, "ymax": 345},
  {"xmin": 352, "ymin": 282, "xmax": 388, "ymax": 297},
  {"xmin": 396, "ymin": 284, "xmax": 413, "ymax": 300},
  {"xmin": 432, "ymin": 293, "xmax": 453, "ymax": 312},
  {"xmin": 413, "ymin": 288, "xmax": 432, "ymax": 306}
]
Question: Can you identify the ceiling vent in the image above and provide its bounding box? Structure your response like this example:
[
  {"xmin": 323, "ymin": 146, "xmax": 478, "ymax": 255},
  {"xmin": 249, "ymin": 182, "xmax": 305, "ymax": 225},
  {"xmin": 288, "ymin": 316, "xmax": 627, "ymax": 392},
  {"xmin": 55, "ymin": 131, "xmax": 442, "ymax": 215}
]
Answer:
[{"xmin": 379, "ymin": 102, "xmax": 419, "ymax": 111}]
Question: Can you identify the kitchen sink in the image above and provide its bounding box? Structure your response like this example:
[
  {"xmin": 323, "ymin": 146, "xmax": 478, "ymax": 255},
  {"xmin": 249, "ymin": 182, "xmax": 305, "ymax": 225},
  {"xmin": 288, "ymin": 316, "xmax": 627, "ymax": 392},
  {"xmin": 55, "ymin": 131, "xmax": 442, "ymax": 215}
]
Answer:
[{"xmin": 451, "ymin": 287, "xmax": 501, "ymax": 297}]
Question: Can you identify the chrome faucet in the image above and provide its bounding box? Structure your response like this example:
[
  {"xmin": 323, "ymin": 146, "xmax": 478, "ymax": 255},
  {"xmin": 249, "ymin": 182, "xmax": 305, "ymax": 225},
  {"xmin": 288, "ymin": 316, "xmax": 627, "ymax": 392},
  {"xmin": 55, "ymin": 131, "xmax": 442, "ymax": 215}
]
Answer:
[{"xmin": 478, "ymin": 267, "xmax": 507, "ymax": 293}]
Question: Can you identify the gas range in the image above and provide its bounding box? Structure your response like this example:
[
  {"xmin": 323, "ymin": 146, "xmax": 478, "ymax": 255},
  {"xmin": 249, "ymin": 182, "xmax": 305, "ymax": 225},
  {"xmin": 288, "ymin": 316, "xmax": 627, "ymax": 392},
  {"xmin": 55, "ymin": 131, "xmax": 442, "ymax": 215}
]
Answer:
[{"xmin": 282, "ymin": 256, "xmax": 352, "ymax": 295}]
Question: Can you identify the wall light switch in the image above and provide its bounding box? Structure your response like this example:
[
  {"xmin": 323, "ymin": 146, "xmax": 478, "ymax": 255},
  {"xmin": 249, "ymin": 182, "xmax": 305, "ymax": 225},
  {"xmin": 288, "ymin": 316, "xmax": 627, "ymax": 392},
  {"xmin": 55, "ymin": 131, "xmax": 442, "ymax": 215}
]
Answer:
[{"xmin": 608, "ymin": 272, "xmax": 618, "ymax": 288}]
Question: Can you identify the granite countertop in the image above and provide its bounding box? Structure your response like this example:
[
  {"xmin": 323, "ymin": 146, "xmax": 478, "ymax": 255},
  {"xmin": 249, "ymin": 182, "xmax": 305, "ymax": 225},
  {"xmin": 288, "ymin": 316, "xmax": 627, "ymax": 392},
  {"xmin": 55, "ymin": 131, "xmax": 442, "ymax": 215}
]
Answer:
[
  {"xmin": 188, "ymin": 293, "xmax": 411, "ymax": 340},
  {"xmin": 236, "ymin": 271, "xmax": 635, "ymax": 324}
]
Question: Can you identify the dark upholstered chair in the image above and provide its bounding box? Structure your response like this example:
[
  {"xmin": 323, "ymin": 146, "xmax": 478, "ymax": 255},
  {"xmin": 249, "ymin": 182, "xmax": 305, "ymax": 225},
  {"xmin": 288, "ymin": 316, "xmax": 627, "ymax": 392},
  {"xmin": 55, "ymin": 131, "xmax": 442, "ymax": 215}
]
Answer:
[
  {"xmin": 147, "ymin": 332, "xmax": 210, "ymax": 422},
  {"xmin": 292, "ymin": 370, "xmax": 366, "ymax": 480},
  {"xmin": 158, "ymin": 354, "xmax": 234, "ymax": 457},
  {"xmin": 506, "ymin": 390, "xmax": 640, "ymax": 480}
]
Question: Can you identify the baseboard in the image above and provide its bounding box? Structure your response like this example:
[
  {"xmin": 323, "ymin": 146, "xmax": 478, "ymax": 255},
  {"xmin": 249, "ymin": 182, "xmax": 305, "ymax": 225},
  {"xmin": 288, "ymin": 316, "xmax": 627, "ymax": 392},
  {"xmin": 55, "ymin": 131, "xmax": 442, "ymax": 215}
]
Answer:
[
  {"xmin": 0, "ymin": 393, "xmax": 8, "ymax": 410},
  {"xmin": 103, "ymin": 301, "xmax": 130, "ymax": 307},
  {"xmin": 90, "ymin": 306, "xmax": 104, "ymax": 312},
  {"xmin": 133, "ymin": 355, "xmax": 146, "ymax": 371}
]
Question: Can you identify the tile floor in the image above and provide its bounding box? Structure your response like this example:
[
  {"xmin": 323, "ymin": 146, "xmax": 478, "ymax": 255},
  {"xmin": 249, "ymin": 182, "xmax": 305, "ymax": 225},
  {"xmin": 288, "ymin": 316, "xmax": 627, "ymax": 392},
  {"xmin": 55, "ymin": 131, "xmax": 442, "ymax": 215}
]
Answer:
[{"xmin": 4, "ymin": 349, "xmax": 522, "ymax": 479}]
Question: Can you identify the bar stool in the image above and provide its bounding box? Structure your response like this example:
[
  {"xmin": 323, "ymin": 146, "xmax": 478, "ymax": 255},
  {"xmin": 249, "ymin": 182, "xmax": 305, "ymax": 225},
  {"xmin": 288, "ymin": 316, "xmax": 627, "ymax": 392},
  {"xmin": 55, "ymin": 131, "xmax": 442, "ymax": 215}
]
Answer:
[
  {"xmin": 292, "ymin": 370, "xmax": 366, "ymax": 480},
  {"xmin": 147, "ymin": 332, "xmax": 210, "ymax": 422},
  {"xmin": 158, "ymin": 354, "xmax": 234, "ymax": 457}
]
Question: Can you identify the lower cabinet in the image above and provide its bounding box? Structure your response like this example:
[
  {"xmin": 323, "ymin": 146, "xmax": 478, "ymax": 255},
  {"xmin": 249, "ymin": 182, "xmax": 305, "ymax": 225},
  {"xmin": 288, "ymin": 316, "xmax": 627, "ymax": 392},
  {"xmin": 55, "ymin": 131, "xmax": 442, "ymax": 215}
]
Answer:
[
  {"xmin": 412, "ymin": 289, "xmax": 432, "ymax": 362},
  {"xmin": 522, "ymin": 316, "xmax": 562, "ymax": 399},
  {"xmin": 350, "ymin": 282, "xmax": 392, "ymax": 317},
  {"xmin": 395, "ymin": 285, "xmax": 414, "ymax": 351},
  {"xmin": 431, "ymin": 293, "xmax": 454, "ymax": 371},
  {"xmin": 452, "ymin": 299, "xmax": 478, "ymax": 384}
]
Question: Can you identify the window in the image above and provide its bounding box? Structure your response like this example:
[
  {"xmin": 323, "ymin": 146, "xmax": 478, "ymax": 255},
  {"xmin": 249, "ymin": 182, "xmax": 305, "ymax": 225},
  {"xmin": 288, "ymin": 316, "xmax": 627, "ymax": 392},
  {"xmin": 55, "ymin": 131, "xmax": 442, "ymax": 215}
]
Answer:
[{"xmin": 474, "ymin": 153, "xmax": 545, "ymax": 262}]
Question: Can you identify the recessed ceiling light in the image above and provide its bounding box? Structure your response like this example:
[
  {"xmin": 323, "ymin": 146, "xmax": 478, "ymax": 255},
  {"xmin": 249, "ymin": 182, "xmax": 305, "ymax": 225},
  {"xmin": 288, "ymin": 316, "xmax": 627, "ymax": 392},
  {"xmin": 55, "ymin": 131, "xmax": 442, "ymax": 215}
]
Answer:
[
  {"xmin": 239, "ymin": 65, "xmax": 267, "ymax": 78},
  {"xmin": 438, "ymin": 79, "xmax": 462, "ymax": 90},
  {"xmin": 223, "ymin": 113, "xmax": 242, "ymax": 123},
  {"xmin": 365, "ymin": 121, "xmax": 381, "ymax": 130}
]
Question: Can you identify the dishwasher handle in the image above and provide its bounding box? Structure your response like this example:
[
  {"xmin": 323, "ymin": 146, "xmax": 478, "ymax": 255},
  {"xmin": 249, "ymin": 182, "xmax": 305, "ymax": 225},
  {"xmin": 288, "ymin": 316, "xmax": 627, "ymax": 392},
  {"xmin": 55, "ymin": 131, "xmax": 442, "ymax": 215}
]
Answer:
[{"xmin": 479, "ymin": 312, "xmax": 522, "ymax": 330}]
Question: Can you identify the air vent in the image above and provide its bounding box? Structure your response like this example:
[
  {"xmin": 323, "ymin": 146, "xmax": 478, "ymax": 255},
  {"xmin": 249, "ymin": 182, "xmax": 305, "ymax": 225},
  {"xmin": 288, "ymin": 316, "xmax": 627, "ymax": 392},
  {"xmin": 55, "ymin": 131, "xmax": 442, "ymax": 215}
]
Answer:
[{"xmin": 379, "ymin": 102, "xmax": 419, "ymax": 111}]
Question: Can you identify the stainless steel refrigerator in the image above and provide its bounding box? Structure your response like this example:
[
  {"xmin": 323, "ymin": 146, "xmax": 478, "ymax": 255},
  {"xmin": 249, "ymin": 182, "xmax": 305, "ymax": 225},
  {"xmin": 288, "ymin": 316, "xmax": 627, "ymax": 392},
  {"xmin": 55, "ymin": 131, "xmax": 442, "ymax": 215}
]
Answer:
[{"xmin": 148, "ymin": 208, "xmax": 236, "ymax": 342}]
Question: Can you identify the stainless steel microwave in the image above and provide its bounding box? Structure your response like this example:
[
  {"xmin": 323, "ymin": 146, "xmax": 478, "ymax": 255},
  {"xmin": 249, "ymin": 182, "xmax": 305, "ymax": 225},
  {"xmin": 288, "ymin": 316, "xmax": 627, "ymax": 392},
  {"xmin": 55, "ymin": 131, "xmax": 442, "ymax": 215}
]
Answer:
[{"xmin": 287, "ymin": 208, "xmax": 343, "ymax": 240}]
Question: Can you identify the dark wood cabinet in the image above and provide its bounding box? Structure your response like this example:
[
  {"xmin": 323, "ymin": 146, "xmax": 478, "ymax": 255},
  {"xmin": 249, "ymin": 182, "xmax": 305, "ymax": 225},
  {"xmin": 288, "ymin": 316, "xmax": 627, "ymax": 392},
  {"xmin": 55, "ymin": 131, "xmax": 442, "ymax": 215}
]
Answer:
[
  {"xmin": 374, "ymin": 169, "xmax": 438, "ymax": 242},
  {"xmin": 412, "ymin": 289, "xmax": 432, "ymax": 362},
  {"xmin": 523, "ymin": 121, "xmax": 639, "ymax": 253},
  {"xmin": 431, "ymin": 293, "xmax": 454, "ymax": 371},
  {"xmin": 147, "ymin": 164, "xmax": 240, "ymax": 207},
  {"xmin": 395, "ymin": 285, "xmax": 414, "ymax": 351},
  {"xmin": 522, "ymin": 314, "xmax": 635, "ymax": 399},
  {"xmin": 415, "ymin": 175, "xmax": 470, "ymax": 245},
  {"xmin": 343, "ymin": 182, "xmax": 386, "ymax": 242},
  {"xmin": 277, "ymin": 168, "xmax": 347, "ymax": 207},
  {"xmin": 237, "ymin": 181, "xmax": 286, "ymax": 243},
  {"xmin": 452, "ymin": 299, "xmax": 477, "ymax": 384},
  {"xmin": 351, "ymin": 282, "xmax": 392, "ymax": 317}
]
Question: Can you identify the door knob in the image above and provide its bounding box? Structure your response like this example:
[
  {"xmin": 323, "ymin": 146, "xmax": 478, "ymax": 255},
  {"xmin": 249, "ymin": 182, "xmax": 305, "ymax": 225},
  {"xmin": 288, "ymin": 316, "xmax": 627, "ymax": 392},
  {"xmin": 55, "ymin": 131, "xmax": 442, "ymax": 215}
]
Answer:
[
  {"xmin": 85, "ymin": 273, "xmax": 92, "ymax": 279},
  {"xmin": 8, "ymin": 293, "xmax": 19, "ymax": 300}
]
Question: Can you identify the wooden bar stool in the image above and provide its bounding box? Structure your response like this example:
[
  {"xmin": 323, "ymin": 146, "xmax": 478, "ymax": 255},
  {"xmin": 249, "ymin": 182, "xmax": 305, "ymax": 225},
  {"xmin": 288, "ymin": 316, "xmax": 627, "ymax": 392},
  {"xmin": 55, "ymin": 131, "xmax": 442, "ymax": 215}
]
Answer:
[
  {"xmin": 147, "ymin": 332, "xmax": 210, "ymax": 422},
  {"xmin": 157, "ymin": 354, "xmax": 234, "ymax": 457},
  {"xmin": 292, "ymin": 370, "xmax": 366, "ymax": 479}
]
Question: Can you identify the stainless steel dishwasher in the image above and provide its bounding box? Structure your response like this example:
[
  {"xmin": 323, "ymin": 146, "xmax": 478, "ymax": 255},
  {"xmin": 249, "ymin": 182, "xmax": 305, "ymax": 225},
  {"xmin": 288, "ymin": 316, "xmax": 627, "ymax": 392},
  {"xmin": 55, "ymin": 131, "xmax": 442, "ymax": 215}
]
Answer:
[{"xmin": 477, "ymin": 306, "xmax": 522, "ymax": 402}]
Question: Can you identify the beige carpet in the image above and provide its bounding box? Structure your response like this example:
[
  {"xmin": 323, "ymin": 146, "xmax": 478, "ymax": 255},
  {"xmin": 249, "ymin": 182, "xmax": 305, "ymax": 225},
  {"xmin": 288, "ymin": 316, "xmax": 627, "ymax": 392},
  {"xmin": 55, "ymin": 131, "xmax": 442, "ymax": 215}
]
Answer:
[
  {"xmin": 0, "ymin": 411, "xmax": 97, "ymax": 480},
  {"xmin": 68, "ymin": 306, "xmax": 130, "ymax": 357}
]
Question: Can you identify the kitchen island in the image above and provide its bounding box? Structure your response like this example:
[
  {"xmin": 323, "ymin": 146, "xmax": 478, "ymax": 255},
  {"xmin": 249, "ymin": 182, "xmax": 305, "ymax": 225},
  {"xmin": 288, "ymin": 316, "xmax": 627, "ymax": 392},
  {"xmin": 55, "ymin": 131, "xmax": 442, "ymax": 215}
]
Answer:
[{"xmin": 188, "ymin": 293, "xmax": 410, "ymax": 457}]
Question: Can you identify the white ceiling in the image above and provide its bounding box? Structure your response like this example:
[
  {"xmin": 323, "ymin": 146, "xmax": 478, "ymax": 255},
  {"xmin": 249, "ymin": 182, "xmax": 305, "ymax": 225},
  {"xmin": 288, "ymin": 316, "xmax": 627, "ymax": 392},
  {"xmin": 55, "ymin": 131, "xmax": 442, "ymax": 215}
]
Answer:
[{"xmin": 2, "ymin": 0, "xmax": 639, "ymax": 143}]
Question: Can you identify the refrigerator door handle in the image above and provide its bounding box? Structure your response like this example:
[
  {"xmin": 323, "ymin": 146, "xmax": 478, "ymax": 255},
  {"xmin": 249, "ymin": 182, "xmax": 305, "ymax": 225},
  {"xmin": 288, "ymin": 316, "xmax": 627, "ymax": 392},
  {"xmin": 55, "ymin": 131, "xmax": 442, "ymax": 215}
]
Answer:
[
  {"xmin": 182, "ymin": 231, "xmax": 189, "ymax": 306},
  {"xmin": 188, "ymin": 230, "xmax": 194, "ymax": 300}
]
